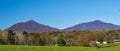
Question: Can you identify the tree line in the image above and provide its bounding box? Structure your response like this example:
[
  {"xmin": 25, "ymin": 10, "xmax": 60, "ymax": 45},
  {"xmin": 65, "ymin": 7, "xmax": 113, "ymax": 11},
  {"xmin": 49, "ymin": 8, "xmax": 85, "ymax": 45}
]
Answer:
[{"xmin": 0, "ymin": 30, "xmax": 120, "ymax": 46}]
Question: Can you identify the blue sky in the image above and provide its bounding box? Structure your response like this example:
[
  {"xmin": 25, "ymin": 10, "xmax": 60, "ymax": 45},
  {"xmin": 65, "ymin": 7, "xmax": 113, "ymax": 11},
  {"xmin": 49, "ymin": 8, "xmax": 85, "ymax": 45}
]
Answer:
[{"xmin": 1, "ymin": 0, "xmax": 120, "ymax": 30}]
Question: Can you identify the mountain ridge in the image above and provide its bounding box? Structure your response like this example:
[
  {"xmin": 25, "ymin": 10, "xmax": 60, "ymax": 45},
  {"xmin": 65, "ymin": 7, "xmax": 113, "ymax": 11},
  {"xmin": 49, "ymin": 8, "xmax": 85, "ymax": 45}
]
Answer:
[
  {"xmin": 64, "ymin": 20, "xmax": 120, "ymax": 31},
  {"xmin": 6, "ymin": 20, "xmax": 59, "ymax": 32},
  {"xmin": 5, "ymin": 20, "xmax": 120, "ymax": 32}
]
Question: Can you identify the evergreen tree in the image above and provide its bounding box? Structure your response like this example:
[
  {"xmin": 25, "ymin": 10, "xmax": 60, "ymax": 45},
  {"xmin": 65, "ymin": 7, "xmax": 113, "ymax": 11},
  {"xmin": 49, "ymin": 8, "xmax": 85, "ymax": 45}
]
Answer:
[
  {"xmin": 57, "ymin": 38, "xmax": 66, "ymax": 46},
  {"xmin": 22, "ymin": 31, "xmax": 28, "ymax": 45},
  {"xmin": 7, "ymin": 30, "xmax": 16, "ymax": 44}
]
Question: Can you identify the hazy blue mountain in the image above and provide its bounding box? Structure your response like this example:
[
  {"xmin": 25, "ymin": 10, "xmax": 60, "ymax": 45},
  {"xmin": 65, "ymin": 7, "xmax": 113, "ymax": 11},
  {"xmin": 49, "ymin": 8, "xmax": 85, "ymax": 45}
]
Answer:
[
  {"xmin": 6, "ymin": 20, "xmax": 59, "ymax": 32},
  {"xmin": 64, "ymin": 20, "xmax": 120, "ymax": 31}
]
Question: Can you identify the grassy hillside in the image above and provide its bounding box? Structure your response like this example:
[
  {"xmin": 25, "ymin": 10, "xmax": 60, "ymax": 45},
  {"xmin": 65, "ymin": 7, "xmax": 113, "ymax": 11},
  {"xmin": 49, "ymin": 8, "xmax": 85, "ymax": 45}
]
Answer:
[{"xmin": 0, "ymin": 43, "xmax": 120, "ymax": 51}]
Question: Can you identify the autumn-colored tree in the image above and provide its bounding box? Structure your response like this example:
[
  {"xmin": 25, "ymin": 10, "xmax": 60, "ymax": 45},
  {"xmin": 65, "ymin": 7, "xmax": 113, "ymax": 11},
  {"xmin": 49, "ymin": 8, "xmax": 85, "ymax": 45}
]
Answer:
[{"xmin": 0, "ymin": 30, "xmax": 120, "ymax": 46}]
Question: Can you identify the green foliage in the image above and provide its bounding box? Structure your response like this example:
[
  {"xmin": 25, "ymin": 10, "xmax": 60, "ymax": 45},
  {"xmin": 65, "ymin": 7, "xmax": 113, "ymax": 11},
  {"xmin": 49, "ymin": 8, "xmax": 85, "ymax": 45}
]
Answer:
[
  {"xmin": 0, "ymin": 39, "xmax": 5, "ymax": 44},
  {"xmin": 39, "ymin": 39, "xmax": 44, "ymax": 46},
  {"xmin": 57, "ymin": 38, "xmax": 66, "ymax": 46},
  {"xmin": 7, "ymin": 30, "xmax": 16, "ymax": 44},
  {"xmin": 97, "ymin": 34, "xmax": 104, "ymax": 42}
]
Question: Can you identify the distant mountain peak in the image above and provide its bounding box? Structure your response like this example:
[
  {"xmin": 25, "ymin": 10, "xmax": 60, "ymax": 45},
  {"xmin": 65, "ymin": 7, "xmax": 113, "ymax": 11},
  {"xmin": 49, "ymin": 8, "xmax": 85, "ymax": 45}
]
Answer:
[
  {"xmin": 91, "ymin": 20, "xmax": 104, "ymax": 23},
  {"xmin": 6, "ymin": 20, "xmax": 59, "ymax": 32},
  {"xmin": 26, "ymin": 20, "xmax": 37, "ymax": 23},
  {"xmin": 64, "ymin": 20, "xmax": 120, "ymax": 31},
  {"xmin": 93, "ymin": 20, "xmax": 102, "ymax": 22}
]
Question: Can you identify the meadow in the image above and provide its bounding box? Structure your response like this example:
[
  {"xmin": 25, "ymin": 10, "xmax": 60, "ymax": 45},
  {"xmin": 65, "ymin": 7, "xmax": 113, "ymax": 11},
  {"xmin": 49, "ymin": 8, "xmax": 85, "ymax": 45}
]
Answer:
[{"xmin": 0, "ymin": 43, "xmax": 120, "ymax": 51}]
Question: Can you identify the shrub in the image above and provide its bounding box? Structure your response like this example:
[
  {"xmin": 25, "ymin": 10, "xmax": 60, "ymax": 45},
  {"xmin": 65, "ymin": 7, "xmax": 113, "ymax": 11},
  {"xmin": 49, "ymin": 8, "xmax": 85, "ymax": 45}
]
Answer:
[{"xmin": 57, "ymin": 38, "xmax": 66, "ymax": 46}]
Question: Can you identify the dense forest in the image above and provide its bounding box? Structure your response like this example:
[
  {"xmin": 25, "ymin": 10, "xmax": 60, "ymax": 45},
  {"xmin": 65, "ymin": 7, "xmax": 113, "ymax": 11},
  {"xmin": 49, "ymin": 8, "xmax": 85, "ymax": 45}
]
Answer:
[{"xmin": 0, "ymin": 30, "xmax": 120, "ymax": 46}]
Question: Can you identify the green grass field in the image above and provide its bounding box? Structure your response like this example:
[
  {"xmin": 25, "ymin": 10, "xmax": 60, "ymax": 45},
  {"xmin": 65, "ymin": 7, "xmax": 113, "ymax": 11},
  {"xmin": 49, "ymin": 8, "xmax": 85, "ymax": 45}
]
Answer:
[{"xmin": 0, "ymin": 43, "xmax": 120, "ymax": 51}]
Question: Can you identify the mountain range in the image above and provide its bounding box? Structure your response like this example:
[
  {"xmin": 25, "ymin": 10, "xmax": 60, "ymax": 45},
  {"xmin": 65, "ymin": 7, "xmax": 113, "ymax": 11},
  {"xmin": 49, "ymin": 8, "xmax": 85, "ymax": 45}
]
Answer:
[{"xmin": 5, "ymin": 20, "xmax": 120, "ymax": 32}]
